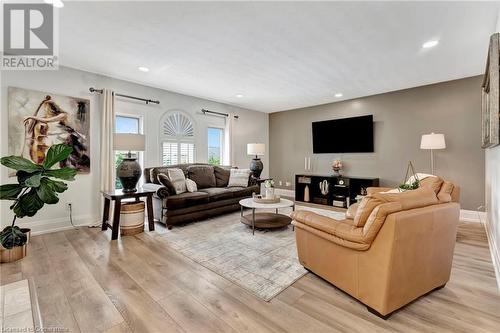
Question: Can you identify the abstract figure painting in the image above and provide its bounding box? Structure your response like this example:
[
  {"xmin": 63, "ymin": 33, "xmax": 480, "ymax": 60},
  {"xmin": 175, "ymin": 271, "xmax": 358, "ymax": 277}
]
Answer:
[
  {"xmin": 482, "ymin": 33, "xmax": 500, "ymax": 148},
  {"xmin": 8, "ymin": 87, "xmax": 91, "ymax": 173}
]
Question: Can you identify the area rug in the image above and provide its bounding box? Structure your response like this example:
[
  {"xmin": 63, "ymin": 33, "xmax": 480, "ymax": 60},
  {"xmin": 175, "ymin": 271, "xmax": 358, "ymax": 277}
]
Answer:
[{"xmin": 161, "ymin": 206, "xmax": 345, "ymax": 301}]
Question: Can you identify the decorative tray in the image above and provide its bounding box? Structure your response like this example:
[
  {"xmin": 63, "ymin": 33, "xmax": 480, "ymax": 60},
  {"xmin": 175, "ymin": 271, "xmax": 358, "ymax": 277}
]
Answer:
[{"xmin": 253, "ymin": 195, "xmax": 281, "ymax": 204}]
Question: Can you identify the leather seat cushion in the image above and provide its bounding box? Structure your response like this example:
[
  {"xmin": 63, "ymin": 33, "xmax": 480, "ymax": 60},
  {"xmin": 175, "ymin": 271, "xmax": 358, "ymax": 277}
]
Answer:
[
  {"xmin": 419, "ymin": 176, "xmax": 444, "ymax": 193},
  {"xmin": 372, "ymin": 186, "xmax": 438, "ymax": 210},
  {"xmin": 214, "ymin": 166, "xmax": 231, "ymax": 187},
  {"xmin": 354, "ymin": 196, "xmax": 386, "ymax": 227},
  {"xmin": 199, "ymin": 187, "xmax": 234, "ymax": 202},
  {"xmin": 437, "ymin": 181, "xmax": 454, "ymax": 202},
  {"xmin": 165, "ymin": 191, "xmax": 209, "ymax": 210},
  {"xmin": 187, "ymin": 165, "xmax": 216, "ymax": 189},
  {"xmin": 227, "ymin": 185, "xmax": 259, "ymax": 198}
]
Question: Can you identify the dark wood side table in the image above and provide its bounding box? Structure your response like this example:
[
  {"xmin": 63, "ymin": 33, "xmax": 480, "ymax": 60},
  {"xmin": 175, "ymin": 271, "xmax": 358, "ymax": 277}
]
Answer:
[{"xmin": 101, "ymin": 188, "xmax": 155, "ymax": 240}]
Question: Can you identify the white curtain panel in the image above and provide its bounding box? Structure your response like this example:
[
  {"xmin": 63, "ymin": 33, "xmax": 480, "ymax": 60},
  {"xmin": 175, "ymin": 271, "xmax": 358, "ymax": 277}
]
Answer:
[
  {"xmin": 100, "ymin": 89, "xmax": 116, "ymax": 192},
  {"xmin": 223, "ymin": 114, "xmax": 234, "ymax": 166}
]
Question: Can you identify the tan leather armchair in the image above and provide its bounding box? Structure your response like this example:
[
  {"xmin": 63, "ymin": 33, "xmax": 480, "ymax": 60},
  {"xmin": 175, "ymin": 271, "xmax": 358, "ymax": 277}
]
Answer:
[{"xmin": 291, "ymin": 179, "xmax": 460, "ymax": 319}]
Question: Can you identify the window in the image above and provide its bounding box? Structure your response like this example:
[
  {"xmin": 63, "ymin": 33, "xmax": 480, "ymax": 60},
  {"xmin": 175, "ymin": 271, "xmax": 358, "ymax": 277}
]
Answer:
[
  {"xmin": 208, "ymin": 127, "xmax": 223, "ymax": 165},
  {"xmin": 160, "ymin": 111, "xmax": 195, "ymax": 165},
  {"xmin": 115, "ymin": 115, "xmax": 141, "ymax": 189}
]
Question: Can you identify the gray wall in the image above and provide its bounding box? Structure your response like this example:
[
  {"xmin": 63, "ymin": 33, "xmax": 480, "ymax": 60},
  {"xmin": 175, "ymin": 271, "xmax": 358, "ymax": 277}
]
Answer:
[{"xmin": 269, "ymin": 76, "xmax": 484, "ymax": 210}]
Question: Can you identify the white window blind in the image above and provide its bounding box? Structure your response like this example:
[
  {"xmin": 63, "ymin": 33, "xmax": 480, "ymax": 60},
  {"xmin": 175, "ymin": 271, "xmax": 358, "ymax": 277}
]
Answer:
[
  {"xmin": 162, "ymin": 142, "xmax": 178, "ymax": 165},
  {"xmin": 180, "ymin": 143, "xmax": 195, "ymax": 164}
]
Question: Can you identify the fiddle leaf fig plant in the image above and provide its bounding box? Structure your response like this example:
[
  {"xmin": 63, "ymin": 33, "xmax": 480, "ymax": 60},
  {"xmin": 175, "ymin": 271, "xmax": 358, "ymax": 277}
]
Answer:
[{"xmin": 0, "ymin": 144, "xmax": 77, "ymax": 249}]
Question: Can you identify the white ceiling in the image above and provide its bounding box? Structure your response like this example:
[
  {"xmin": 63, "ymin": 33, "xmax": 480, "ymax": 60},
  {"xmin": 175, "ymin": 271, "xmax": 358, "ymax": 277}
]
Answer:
[{"xmin": 59, "ymin": 1, "xmax": 499, "ymax": 113}]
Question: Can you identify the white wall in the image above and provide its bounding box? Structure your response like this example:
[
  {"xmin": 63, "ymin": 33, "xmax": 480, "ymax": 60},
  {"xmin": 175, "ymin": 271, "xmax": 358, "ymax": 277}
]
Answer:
[{"xmin": 0, "ymin": 66, "xmax": 269, "ymax": 234}]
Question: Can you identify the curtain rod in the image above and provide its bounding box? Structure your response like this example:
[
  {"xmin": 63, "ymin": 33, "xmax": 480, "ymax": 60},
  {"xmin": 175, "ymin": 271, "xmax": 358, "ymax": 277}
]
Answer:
[
  {"xmin": 89, "ymin": 87, "xmax": 160, "ymax": 105},
  {"xmin": 202, "ymin": 108, "xmax": 239, "ymax": 119}
]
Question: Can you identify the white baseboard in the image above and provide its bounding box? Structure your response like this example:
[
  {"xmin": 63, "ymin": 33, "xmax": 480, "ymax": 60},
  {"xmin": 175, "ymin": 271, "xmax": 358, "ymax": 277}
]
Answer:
[
  {"xmin": 18, "ymin": 214, "xmax": 100, "ymax": 236},
  {"xmin": 459, "ymin": 210, "xmax": 486, "ymax": 223},
  {"xmin": 484, "ymin": 218, "xmax": 500, "ymax": 291}
]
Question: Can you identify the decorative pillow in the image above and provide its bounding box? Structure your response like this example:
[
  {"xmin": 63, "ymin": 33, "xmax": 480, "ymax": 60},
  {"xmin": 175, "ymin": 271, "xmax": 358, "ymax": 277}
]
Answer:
[
  {"xmin": 157, "ymin": 173, "xmax": 176, "ymax": 194},
  {"xmin": 214, "ymin": 166, "xmax": 231, "ymax": 187},
  {"xmin": 346, "ymin": 203, "xmax": 358, "ymax": 220},
  {"xmin": 228, "ymin": 169, "xmax": 251, "ymax": 187},
  {"xmin": 167, "ymin": 168, "xmax": 187, "ymax": 194},
  {"xmin": 185, "ymin": 178, "xmax": 198, "ymax": 193},
  {"xmin": 353, "ymin": 195, "xmax": 386, "ymax": 227},
  {"xmin": 419, "ymin": 176, "xmax": 444, "ymax": 194},
  {"xmin": 187, "ymin": 165, "xmax": 216, "ymax": 189}
]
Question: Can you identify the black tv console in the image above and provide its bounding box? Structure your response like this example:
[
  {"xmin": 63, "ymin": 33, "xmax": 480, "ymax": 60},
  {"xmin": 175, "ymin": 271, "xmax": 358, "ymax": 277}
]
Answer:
[{"xmin": 295, "ymin": 174, "xmax": 379, "ymax": 208}]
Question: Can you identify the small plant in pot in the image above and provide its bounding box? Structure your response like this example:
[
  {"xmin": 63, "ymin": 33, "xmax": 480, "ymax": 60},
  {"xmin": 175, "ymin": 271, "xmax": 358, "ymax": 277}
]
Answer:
[{"xmin": 0, "ymin": 144, "xmax": 76, "ymax": 263}]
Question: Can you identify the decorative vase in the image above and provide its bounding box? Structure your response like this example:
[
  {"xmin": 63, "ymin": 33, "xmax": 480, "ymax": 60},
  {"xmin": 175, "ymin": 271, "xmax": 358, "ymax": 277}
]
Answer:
[
  {"xmin": 265, "ymin": 187, "xmax": 275, "ymax": 199},
  {"xmin": 117, "ymin": 154, "xmax": 142, "ymax": 193},
  {"xmin": 249, "ymin": 158, "xmax": 263, "ymax": 178},
  {"xmin": 304, "ymin": 185, "xmax": 310, "ymax": 202}
]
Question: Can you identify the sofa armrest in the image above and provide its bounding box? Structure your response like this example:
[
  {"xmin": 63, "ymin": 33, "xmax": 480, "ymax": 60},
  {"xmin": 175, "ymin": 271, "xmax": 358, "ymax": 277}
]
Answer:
[
  {"xmin": 366, "ymin": 187, "xmax": 394, "ymax": 195},
  {"xmin": 142, "ymin": 183, "xmax": 170, "ymax": 199},
  {"xmin": 291, "ymin": 210, "xmax": 365, "ymax": 247}
]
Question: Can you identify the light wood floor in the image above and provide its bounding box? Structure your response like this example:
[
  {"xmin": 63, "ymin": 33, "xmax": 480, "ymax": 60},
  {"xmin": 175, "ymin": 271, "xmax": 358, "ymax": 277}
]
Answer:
[{"xmin": 1, "ymin": 219, "xmax": 499, "ymax": 333}]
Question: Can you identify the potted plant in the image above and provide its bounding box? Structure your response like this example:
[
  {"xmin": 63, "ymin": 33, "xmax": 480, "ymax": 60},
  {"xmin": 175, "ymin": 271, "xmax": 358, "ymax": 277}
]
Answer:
[
  {"xmin": 0, "ymin": 144, "xmax": 76, "ymax": 263},
  {"xmin": 264, "ymin": 179, "xmax": 275, "ymax": 199}
]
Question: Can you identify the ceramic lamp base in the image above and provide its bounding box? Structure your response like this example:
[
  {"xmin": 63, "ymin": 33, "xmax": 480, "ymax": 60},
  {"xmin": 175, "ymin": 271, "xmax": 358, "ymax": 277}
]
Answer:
[
  {"xmin": 250, "ymin": 158, "xmax": 263, "ymax": 178},
  {"xmin": 117, "ymin": 157, "xmax": 142, "ymax": 193}
]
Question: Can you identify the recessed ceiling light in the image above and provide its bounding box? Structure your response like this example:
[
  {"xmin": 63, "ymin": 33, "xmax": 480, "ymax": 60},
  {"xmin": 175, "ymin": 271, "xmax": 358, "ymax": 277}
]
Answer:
[
  {"xmin": 235, "ymin": 94, "xmax": 244, "ymax": 98},
  {"xmin": 44, "ymin": 0, "xmax": 64, "ymax": 8},
  {"xmin": 138, "ymin": 66, "xmax": 149, "ymax": 72},
  {"xmin": 422, "ymin": 40, "xmax": 439, "ymax": 49},
  {"xmin": 334, "ymin": 93, "xmax": 343, "ymax": 98}
]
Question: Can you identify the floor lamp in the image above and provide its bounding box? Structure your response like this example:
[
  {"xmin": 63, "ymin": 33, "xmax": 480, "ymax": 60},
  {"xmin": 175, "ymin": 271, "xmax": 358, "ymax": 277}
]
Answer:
[{"xmin": 420, "ymin": 133, "xmax": 446, "ymax": 174}]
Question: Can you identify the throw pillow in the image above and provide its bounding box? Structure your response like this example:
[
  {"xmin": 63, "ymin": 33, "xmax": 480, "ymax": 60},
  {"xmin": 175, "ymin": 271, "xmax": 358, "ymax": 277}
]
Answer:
[
  {"xmin": 187, "ymin": 165, "xmax": 216, "ymax": 189},
  {"xmin": 353, "ymin": 195, "xmax": 386, "ymax": 227},
  {"xmin": 185, "ymin": 178, "xmax": 198, "ymax": 193},
  {"xmin": 228, "ymin": 169, "xmax": 251, "ymax": 187},
  {"xmin": 157, "ymin": 173, "xmax": 176, "ymax": 194},
  {"xmin": 214, "ymin": 166, "xmax": 231, "ymax": 187},
  {"xmin": 167, "ymin": 168, "xmax": 187, "ymax": 194}
]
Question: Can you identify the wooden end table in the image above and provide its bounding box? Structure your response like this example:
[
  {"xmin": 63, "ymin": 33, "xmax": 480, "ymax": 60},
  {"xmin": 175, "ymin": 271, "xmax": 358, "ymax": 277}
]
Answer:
[{"xmin": 101, "ymin": 188, "xmax": 155, "ymax": 240}]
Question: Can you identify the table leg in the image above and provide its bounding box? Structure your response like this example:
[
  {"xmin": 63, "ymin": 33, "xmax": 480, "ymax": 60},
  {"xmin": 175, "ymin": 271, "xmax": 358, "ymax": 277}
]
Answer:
[
  {"xmin": 252, "ymin": 208, "xmax": 255, "ymax": 236},
  {"xmin": 146, "ymin": 194, "xmax": 155, "ymax": 231},
  {"xmin": 275, "ymin": 208, "xmax": 278, "ymax": 214},
  {"xmin": 292, "ymin": 204, "xmax": 295, "ymax": 231},
  {"xmin": 101, "ymin": 198, "xmax": 110, "ymax": 231},
  {"xmin": 241, "ymin": 205, "xmax": 243, "ymax": 217},
  {"xmin": 111, "ymin": 199, "xmax": 121, "ymax": 240}
]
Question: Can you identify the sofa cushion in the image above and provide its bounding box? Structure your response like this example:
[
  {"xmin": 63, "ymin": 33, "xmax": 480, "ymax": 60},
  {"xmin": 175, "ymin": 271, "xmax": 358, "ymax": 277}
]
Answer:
[
  {"xmin": 185, "ymin": 178, "xmax": 198, "ymax": 193},
  {"xmin": 437, "ymin": 181, "xmax": 454, "ymax": 203},
  {"xmin": 187, "ymin": 165, "xmax": 216, "ymax": 189},
  {"xmin": 167, "ymin": 168, "xmax": 187, "ymax": 194},
  {"xmin": 214, "ymin": 166, "xmax": 231, "ymax": 187},
  {"xmin": 165, "ymin": 191, "xmax": 209, "ymax": 210},
  {"xmin": 198, "ymin": 187, "xmax": 234, "ymax": 202},
  {"xmin": 157, "ymin": 173, "xmax": 176, "ymax": 194},
  {"xmin": 228, "ymin": 169, "xmax": 251, "ymax": 187},
  {"xmin": 419, "ymin": 176, "xmax": 444, "ymax": 193},
  {"xmin": 354, "ymin": 196, "xmax": 386, "ymax": 227},
  {"xmin": 227, "ymin": 185, "xmax": 259, "ymax": 198},
  {"xmin": 372, "ymin": 186, "xmax": 438, "ymax": 210}
]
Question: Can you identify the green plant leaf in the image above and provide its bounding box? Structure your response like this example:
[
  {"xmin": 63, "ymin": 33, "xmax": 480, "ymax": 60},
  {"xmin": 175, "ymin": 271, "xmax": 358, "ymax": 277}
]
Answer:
[
  {"xmin": 25, "ymin": 172, "xmax": 42, "ymax": 187},
  {"xmin": 43, "ymin": 167, "xmax": 77, "ymax": 181},
  {"xmin": 43, "ymin": 144, "xmax": 73, "ymax": 169},
  {"xmin": 36, "ymin": 178, "xmax": 59, "ymax": 204},
  {"xmin": 43, "ymin": 178, "xmax": 68, "ymax": 193},
  {"xmin": 0, "ymin": 226, "xmax": 27, "ymax": 249},
  {"xmin": 0, "ymin": 184, "xmax": 23, "ymax": 200},
  {"xmin": 0, "ymin": 156, "xmax": 42, "ymax": 172},
  {"xmin": 12, "ymin": 189, "xmax": 44, "ymax": 218}
]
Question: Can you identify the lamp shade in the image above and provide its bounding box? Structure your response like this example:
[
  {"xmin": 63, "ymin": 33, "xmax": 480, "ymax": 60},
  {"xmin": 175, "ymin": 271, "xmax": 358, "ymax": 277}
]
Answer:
[
  {"xmin": 420, "ymin": 133, "xmax": 446, "ymax": 150},
  {"xmin": 114, "ymin": 133, "xmax": 145, "ymax": 151},
  {"xmin": 247, "ymin": 143, "xmax": 265, "ymax": 156}
]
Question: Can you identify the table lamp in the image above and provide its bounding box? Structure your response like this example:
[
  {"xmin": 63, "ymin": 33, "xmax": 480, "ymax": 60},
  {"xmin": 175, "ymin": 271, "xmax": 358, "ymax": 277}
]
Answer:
[
  {"xmin": 114, "ymin": 133, "xmax": 146, "ymax": 193},
  {"xmin": 420, "ymin": 133, "xmax": 446, "ymax": 174},
  {"xmin": 247, "ymin": 143, "xmax": 265, "ymax": 178}
]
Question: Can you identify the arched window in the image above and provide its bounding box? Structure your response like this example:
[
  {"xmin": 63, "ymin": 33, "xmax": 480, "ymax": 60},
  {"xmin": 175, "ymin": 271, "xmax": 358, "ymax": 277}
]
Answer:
[{"xmin": 160, "ymin": 111, "xmax": 195, "ymax": 165}]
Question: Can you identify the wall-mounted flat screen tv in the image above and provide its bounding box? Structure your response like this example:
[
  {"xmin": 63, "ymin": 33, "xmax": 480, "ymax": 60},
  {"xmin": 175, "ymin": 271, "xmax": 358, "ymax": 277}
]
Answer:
[{"xmin": 312, "ymin": 115, "xmax": 374, "ymax": 153}]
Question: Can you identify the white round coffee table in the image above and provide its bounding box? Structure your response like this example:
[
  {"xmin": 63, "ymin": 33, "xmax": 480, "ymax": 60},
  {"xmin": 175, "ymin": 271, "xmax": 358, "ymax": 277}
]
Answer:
[{"xmin": 239, "ymin": 198, "xmax": 295, "ymax": 235}]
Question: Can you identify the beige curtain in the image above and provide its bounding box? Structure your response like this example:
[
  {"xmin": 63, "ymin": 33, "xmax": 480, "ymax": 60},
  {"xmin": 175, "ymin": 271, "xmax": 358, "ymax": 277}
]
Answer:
[
  {"xmin": 100, "ymin": 89, "xmax": 115, "ymax": 192},
  {"xmin": 223, "ymin": 113, "xmax": 234, "ymax": 166}
]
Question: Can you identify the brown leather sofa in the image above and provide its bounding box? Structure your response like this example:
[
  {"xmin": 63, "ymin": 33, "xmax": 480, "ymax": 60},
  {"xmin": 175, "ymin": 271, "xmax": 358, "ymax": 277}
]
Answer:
[
  {"xmin": 291, "ymin": 178, "xmax": 460, "ymax": 318},
  {"xmin": 143, "ymin": 163, "xmax": 259, "ymax": 229}
]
